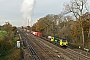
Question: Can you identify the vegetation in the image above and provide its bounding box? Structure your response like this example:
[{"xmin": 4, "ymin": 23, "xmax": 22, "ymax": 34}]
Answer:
[
  {"xmin": 0, "ymin": 22, "xmax": 21, "ymax": 60},
  {"xmin": 31, "ymin": 0, "xmax": 90, "ymax": 50},
  {"xmin": 0, "ymin": 30, "xmax": 7, "ymax": 38}
]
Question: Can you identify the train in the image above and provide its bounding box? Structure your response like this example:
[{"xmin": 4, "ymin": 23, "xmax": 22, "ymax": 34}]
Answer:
[
  {"xmin": 32, "ymin": 31, "xmax": 42, "ymax": 37},
  {"xmin": 23, "ymin": 28, "xmax": 68, "ymax": 47},
  {"xmin": 50, "ymin": 37, "xmax": 68, "ymax": 47}
]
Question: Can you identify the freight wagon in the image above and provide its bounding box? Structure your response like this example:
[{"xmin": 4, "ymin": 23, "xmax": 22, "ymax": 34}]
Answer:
[{"xmin": 32, "ymin": 31, "xmax": 42, "ymax": 37}]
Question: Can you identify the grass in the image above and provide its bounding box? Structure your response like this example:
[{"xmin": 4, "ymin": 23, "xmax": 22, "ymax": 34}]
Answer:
[
  {"xmin": 0, "ymin": 32, "xmax": 22, "ymax": 60},
  {"xmin": 0, "ymin": 30, "xmax": 7, "ymax": 38},
  {"xmin": 0, "ymin": 48, "xmax": 21, "ymax": 60}
]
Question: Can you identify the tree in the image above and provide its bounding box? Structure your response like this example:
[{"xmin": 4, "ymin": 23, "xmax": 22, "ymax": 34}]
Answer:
[
  {"xmin": 64, "ymin": 0, "xmax": 89, "ymax": 47},
  {"xmin": 2, "ymin": 22, "xmax": 12, "ymax": 33}
]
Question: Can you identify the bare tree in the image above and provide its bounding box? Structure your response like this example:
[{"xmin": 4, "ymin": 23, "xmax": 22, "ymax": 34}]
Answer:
[{"xmin": 64, "ymin": 0, "xmax": 89, "ymax": 47}]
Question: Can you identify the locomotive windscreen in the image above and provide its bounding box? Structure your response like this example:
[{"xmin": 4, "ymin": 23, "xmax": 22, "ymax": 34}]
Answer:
[{"xmin": 62, "ymin": 39, "xmax": 66, "ymax": 42}]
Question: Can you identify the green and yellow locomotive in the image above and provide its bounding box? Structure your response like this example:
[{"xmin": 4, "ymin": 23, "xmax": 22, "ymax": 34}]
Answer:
[{"xmin": 50, "ymin": 37, "xmax": 68, "ymax": 47}]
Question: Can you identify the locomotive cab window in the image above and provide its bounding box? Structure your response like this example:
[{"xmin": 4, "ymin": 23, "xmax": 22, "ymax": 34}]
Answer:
[{"xmin": 62, "ymin": 39, "xmax": 66, "ymax": 42}]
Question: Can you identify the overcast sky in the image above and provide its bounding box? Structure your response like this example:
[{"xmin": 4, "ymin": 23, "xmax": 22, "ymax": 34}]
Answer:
[{"xmin": 0, "ymin": 0, "xmax": 89, "ymax": 27}]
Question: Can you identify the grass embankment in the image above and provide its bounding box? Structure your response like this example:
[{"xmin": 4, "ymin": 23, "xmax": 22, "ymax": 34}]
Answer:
[
  {"xmin": 0, "ymin": 48, "xmax": 21, "ymax": 60},
  {"xmin": 0, "ymin": 30, "xmax": 7, "ymax": 38},
  {"xmin": 0, "ymin": 30, "xmax": 22, "ymax": 60}
]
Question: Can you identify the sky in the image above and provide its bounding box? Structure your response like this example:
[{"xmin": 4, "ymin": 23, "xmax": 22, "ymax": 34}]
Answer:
[{"xmin": 0, "ymin": 0, "xmax": 89, "ymax": 27}]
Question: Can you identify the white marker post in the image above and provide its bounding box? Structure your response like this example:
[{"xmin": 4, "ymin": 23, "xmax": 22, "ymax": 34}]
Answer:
[{"xmin": 17, "ymin": 41, "xmax": 20, "ymax": 48}]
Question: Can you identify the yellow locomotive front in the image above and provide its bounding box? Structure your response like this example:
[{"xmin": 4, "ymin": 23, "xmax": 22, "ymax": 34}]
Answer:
[{"xmin": 60, "ymin": 39, "xmax": 68, "ymax": 46}]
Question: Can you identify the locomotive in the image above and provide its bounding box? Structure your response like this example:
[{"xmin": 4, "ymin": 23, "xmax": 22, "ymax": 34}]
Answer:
[{"xmin": 50, "ymin": 37, "xmax": 68, "ymax": 47}]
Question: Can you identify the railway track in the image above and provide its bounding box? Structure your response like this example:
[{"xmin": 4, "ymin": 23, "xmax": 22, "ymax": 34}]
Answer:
[
  {"xmin": 18, "ymin": 29, "xmax": 41, "ymax": 60},
  {"xmin": 27, "ymin": 33, "xmax": 64, "ymax": 60},
  {"xmin": 27, "ymin": 33, "xmax": 71, "ymax": 60},
  {"xmin": 19, "ymin": 29, "xmax": 63, "ymax": 60},
  {"xmin": 18, "ymin": 28, "xmax": 90, "ymax": 60},
  {"xmin": 29, "ymin": 33, "xmax": 90, "ymax": 60},
  {"xmin": 65, "ymin": 48, "xmax": 90, "ymax": 60}
]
